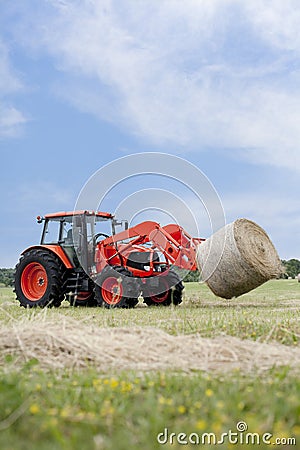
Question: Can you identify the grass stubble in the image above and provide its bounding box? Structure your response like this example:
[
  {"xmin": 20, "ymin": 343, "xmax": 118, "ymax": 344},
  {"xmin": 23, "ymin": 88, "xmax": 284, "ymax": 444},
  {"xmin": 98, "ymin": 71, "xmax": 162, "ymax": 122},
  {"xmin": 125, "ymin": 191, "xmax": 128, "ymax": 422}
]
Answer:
[{"xmin": 0, "ymin": 280, "xmax": 299, "ymax": 449}]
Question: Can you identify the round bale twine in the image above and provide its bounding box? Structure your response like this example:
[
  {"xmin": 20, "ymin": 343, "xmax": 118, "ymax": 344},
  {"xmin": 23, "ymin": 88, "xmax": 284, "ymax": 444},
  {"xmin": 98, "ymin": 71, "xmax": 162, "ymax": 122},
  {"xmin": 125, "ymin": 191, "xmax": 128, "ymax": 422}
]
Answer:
[{"xmin": 196, "ymin": 218, "xmax": 283, "ymax": 299}]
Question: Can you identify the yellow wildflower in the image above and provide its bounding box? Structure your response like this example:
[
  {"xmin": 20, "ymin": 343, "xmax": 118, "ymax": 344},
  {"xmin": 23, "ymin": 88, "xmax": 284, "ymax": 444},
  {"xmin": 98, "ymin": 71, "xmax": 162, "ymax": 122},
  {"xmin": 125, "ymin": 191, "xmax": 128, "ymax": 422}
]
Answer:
[
  {"xmin": 205, "ymin": 389, "xmax": 213, "ymax": 397},
  {"xmin": 196, "ymin": 419, "xmax": 207, "ymax": 430},
  {"xmin": 110, "ymin": 378, "xmax": 119, "ymax": 389},
  {"xmin": 29, "ymin": 404, "xmax": 40, "ymax": 415}
]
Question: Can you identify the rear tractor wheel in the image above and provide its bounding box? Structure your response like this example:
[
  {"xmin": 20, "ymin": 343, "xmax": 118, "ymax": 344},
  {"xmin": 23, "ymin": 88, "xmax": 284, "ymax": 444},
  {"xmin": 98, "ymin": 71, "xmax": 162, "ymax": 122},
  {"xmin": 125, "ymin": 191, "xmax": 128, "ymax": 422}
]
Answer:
[{"xmin": 14, "ymin": 249, "xmax": 65, "ymax": 308}]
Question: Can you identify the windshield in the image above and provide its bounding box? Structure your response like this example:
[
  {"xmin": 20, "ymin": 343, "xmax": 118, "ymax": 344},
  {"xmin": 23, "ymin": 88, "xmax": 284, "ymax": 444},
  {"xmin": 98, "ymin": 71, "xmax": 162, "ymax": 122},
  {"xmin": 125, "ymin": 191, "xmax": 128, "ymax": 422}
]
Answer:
[
  {"xmin": 87, "ymin": 216, "xmax": 112, "ymax": 240},
  {"xmin": 41, "ymin": 214, "xmax": 128, "ymax": 246}
]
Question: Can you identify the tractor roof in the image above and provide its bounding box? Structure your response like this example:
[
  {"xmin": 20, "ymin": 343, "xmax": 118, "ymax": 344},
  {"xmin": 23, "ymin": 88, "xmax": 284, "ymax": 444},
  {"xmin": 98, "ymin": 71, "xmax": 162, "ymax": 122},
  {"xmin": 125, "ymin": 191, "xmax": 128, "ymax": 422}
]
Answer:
[{"xmin": 44, "ymin": 210, "xmax": 113, "ymax": 219}]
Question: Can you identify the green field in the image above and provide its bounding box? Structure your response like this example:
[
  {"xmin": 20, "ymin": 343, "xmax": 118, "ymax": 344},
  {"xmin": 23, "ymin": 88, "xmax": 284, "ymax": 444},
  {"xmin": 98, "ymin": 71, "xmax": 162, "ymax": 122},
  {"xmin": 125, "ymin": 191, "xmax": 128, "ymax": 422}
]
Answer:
[{"xmin": 0, "ymin": 280, "xmax": 299, "ymax": 449}]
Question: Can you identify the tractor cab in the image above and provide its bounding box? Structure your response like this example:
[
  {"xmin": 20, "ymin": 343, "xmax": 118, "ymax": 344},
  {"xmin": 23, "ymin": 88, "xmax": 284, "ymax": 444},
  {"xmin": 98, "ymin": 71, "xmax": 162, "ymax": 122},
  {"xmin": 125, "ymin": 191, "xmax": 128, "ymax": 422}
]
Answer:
[{"xmin": 38, "ymin": 210, "xmax": 127, "ymax": 272}]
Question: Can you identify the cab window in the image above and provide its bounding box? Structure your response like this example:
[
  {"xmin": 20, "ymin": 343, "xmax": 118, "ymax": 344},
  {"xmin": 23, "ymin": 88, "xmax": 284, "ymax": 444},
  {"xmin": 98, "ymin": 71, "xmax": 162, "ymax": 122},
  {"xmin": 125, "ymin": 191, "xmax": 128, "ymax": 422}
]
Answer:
[{"xmin": 42, "ymin": 220, "xmax": 60, "ymax": 244}]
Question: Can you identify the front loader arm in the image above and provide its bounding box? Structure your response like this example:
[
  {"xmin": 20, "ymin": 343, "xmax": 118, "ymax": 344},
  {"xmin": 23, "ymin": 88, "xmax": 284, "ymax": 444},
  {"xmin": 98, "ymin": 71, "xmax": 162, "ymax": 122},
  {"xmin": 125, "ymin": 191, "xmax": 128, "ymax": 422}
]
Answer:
[
  {"xmin": 96, "ymin": 221, "xmax": 162, "ymax": 270},
  {"xmin": 149, "ymin": 225, "xmax": 199, "ymax": 270},
  {"xmin": 97, "ymin": 220, "xmax": 202, "ymax": 271},
  {"xmin": 101, "ymin": 221, "xmax": 161, "ymax": 247}
]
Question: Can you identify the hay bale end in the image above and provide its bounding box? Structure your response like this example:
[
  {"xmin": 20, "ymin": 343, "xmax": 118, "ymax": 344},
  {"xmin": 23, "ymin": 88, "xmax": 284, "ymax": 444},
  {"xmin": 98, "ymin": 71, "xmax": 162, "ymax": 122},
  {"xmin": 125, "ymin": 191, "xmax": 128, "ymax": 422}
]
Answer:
[{"xmin": 196, "ymin": 218, "xmax": 283, "ymax": 299}]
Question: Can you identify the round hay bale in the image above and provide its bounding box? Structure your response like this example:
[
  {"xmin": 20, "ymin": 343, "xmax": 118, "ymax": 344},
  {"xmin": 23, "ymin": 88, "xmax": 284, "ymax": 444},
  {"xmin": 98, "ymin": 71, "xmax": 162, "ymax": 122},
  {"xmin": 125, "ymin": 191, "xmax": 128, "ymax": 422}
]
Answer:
[{"xmin": 196, "ymin": 218, "xmax": 283, "ymax": 299}]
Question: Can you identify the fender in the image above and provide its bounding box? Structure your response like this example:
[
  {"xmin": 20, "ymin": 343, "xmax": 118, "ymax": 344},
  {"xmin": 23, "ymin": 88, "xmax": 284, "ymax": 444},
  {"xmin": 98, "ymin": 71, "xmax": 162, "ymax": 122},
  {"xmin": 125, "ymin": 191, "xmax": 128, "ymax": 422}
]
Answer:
[{"xmin": 21, "ymin": 245, "xmax": 74, "ymax": 269}]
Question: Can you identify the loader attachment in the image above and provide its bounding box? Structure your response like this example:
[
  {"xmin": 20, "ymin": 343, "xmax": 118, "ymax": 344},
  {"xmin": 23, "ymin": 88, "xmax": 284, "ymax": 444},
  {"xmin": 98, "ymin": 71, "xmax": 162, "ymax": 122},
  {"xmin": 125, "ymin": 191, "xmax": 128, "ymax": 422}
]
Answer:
[{"xmin": 96, "ymin": 221, "xmax": 204, "ymax": 274}]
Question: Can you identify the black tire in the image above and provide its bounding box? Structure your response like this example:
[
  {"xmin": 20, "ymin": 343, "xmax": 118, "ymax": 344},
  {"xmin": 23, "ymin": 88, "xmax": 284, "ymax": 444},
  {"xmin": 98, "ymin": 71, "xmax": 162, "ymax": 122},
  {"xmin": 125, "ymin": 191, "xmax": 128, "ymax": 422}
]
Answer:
[
  {"xmin": 124, "ymin": 297, "xmax": 140, "ymax": 308},
  {"xmin": 142, "ymin": 268, "xmax": 184, "ymax": 306},
  {"xmin": 167, "ymin": 269, "xmax": 184, "ymax": 305},
  {"xmin": 14, "ymin": 249, "xmax": 65, "ymax": 308},
  {"xmin": 69, "ymin": 291, "xmax": 97, "ymax": 307},
  {"xmin": 94, "ymin": 266, "xmax": 140, "ymax": 308},
  {"xmin": 142, "ymin": 275, "xmax": 172, "ymax": 306}
]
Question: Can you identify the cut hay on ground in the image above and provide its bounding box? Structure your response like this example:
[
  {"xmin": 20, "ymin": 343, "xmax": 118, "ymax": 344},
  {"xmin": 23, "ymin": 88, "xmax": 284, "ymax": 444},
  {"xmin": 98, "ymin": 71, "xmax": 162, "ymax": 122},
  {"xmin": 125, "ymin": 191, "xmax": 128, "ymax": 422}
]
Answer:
[
  {"xmin": 0, "ymin": 312, "xmax": 299, "ymax": 373},
  {"xmin": 197, "ymin": 218, "xmax": 283, "ymax": 299}
]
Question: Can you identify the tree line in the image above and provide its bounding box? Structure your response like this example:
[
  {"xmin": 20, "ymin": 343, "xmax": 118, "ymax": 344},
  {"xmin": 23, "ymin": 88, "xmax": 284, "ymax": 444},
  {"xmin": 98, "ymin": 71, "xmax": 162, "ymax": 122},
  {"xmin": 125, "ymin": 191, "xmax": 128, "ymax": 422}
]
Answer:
[
  {"xmin": 281, "ymin": 259, "xmax": 300, "ymax": 279},
  {"xmin": 0, "ymin": 268, "xmax": 15, "ymax": 287},
  {"xmin": 0, "ymin": 259, "xmax": 299, "ymax": 287}
]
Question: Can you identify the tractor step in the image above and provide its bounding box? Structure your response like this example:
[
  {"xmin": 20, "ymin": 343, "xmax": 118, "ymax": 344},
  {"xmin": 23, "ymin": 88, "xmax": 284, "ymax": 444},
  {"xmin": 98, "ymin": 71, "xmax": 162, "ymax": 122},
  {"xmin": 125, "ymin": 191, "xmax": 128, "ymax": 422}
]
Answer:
[{"xmin": 64, "ymin": 270, "xmax": 92, "ymax": 296}]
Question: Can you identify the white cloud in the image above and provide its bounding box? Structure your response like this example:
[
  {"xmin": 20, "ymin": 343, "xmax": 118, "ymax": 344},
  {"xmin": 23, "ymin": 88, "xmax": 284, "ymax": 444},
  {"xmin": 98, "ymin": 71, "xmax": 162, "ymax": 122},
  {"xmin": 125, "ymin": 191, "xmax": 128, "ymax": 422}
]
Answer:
[
  {"xmin": 222, "ymin": 191, "xmax": 300, "ymax": 260},
  {"xmin": 0, "ymin": 43, "xmax": 21, "ymax": 93},
  {"xmin": 245, "ymin": 0, "xmax": 300, "ymax": 51},
  {"xmin": 10, "ymin": 0, "xmax": 300, "ymax": 171},
  {"xmin": 0, "ymin": 39, "xmax": 26, "ymax": 137},
  {"xmin": 0, "ymin": 104, "xmax": 26, "ymax": 137}
]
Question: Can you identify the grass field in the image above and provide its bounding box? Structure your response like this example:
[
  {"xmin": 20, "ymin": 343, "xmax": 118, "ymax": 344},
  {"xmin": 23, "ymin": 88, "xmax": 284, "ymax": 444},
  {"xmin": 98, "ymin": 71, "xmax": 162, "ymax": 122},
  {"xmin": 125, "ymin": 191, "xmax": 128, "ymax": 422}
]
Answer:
[{"xmin": 0, "ymin": 280, "xmax": 299, "ymax": 449}]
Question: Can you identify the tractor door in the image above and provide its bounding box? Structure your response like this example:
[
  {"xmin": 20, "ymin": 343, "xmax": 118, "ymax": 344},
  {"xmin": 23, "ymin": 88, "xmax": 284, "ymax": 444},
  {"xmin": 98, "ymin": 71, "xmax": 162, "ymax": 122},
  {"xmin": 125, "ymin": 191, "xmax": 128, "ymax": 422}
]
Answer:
[
  {"xmin": 70, "ymin": 214, "xmax": 97, "ymax": 274},
  {"xmin": 60, "ymin": 219, "xmax": 80, "ymax": 268}
]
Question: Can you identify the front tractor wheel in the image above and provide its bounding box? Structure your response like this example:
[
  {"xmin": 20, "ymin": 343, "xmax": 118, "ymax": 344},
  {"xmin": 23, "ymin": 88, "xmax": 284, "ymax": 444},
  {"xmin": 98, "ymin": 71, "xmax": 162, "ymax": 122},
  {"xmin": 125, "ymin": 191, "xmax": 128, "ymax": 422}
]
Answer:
[
  {"xmin": 14, "ymin": 249, "xmax": 65, "ymax": 308},
  {"xmin": 142, "ymin": 276, "xmax": 172, "ymax": 306},
  {"xmin": 142, "ymin": 269, "xmax": 184, "ymax": 307},
  {"xmin": 94, "ymin": 266, "xmax": 140, "ymax": 308}
]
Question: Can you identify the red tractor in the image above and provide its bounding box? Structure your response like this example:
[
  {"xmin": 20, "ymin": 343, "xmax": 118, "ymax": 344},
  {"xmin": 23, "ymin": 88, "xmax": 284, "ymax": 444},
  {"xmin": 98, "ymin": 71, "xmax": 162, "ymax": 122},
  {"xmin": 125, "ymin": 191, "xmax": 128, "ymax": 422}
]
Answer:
[{"xmin": 14, "ymin": 210, "xmax": 203, "ymax": 308}]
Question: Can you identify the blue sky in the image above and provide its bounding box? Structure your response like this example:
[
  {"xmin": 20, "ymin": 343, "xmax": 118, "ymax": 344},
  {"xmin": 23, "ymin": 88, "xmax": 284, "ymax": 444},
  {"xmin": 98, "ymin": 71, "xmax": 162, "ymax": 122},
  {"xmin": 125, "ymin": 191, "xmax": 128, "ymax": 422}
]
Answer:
[{"xmin": 0, "ymin": 0, "xmax": 299, "ymax": 267}]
